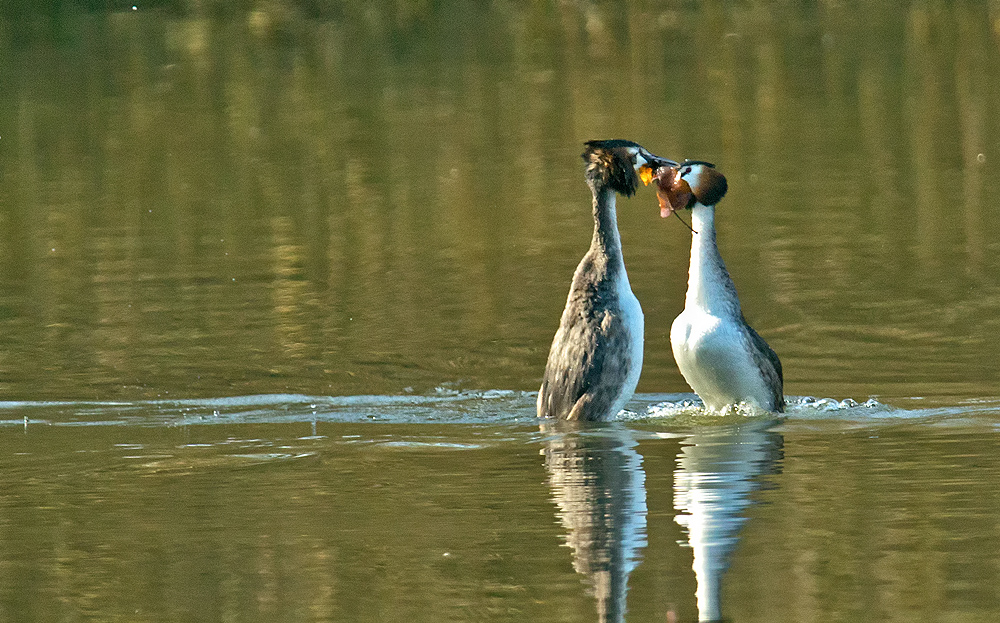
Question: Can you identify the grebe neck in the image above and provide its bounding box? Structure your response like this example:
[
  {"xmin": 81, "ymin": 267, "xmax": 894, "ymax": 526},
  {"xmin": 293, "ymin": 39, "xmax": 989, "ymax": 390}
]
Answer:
[
  {"xmin": 591, "ymin": 187, "xmax": 624, "ymax": 265},
  {"xmin": 686, "ymin": 203, "xmax": 741, "ymax": 316}
]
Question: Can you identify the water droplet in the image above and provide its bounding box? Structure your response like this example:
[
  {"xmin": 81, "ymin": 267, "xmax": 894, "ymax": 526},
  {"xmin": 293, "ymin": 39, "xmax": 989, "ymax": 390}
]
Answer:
[
  {"xmin": 815, "ymin": 398, "xmax": 839, "ymax": 411},
  {"xmin": 977, "ymin": 153, "xmax": 986, "ymax": 164}
]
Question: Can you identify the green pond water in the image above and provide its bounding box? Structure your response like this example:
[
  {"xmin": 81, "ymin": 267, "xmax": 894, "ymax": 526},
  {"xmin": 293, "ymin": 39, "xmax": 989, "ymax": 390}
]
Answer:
[{"xmin": 2, "ymin": 1, "xmax": 1000, "ymax": 621}]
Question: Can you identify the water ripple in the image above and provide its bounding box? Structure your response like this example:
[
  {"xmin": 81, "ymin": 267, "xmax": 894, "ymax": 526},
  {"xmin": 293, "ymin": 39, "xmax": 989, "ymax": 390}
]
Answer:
[{"xmin": 1, "ymin": 392, "xmax": 999, "ymax": 430}]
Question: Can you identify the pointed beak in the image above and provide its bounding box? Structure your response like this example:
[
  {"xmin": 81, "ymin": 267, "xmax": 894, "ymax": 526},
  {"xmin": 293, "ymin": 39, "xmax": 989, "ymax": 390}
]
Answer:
[
  {"xmin": 649, "ymin": 155, "xmax": 678, "ymax": 169},
  {"xmin": 637, "ymin": 154, "xmax": 678, "ymax": 187}
]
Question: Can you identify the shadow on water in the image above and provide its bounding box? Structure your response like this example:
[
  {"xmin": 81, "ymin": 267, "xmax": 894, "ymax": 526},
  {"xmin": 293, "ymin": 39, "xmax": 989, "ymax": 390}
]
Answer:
[{"xmin": 539, "ymin": 415, "xmax": 783, "ymax": 623}]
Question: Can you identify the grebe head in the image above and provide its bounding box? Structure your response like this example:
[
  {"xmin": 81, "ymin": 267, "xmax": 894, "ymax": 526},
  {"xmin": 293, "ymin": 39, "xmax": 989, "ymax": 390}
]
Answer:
[
  {"xmin": 654, "ymin": 160, "xmax": 728, "ymax": 217},
  {"xmin": 582, "ymin": 139, "xmax": 676, "ymax": 197}
]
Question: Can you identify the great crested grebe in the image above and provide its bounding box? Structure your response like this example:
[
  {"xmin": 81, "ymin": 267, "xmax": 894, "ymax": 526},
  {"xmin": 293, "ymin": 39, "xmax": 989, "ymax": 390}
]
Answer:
[
  {"xmin": 656, "ymin": 161, "xmax": 784, "ymax": 413},
  {"xmin": 538, "ymin": 140, "xmax": 674, "ymax": 421}
]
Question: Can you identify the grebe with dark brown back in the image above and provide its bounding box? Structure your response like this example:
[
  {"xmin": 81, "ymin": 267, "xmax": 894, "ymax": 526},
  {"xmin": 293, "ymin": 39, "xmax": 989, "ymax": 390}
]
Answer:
[{"xmin": 537, "ymin": 140, "xmax": 674, "ymax": 421}]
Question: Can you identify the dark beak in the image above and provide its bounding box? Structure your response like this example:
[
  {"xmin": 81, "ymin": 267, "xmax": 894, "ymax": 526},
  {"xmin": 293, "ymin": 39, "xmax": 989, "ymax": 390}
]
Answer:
[
  {"xmin": 649, "ymin": 155, "xmax": 678, "ymax": 169},
  {"xmin": 638, "ymin": 153, "xmax": 678, "ymax": 187}
]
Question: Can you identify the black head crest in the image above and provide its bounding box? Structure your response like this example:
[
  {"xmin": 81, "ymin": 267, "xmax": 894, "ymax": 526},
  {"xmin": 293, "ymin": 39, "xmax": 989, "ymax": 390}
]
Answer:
[{"xmin": 581, "ymin": 140, "xmax": 644, "ymax": 197}]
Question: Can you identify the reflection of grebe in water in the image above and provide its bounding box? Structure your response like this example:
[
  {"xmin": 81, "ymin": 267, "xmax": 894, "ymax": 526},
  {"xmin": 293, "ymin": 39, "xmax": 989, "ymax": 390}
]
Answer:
[
  {"xmin": 655, "ymin": 162, "xmax": 784, "ymax": 413},
  {"xmin": 541, "ymin": 421, "xmax": 647, "ymax": 622},
  {"xmin": 672, "ymin": 421, "xmax": 783, "ymax": 622},
  {"xmin": 540, "ymin": 415, "xmax": 783, "ymax": 622}
]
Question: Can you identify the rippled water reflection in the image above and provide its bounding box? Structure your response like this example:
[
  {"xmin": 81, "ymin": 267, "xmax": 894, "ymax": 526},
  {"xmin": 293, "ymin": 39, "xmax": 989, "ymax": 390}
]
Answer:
[
  {"xmin": 3, "ymin": 0, "xmax": 1000, "ymax": 620},
  {"xmin": 4, "ymin": 395, "xmax": 1000, "ymax": 621},
  {"xmin": 2, "ymin": 1, "xmax": 999, "ymax": 403}
]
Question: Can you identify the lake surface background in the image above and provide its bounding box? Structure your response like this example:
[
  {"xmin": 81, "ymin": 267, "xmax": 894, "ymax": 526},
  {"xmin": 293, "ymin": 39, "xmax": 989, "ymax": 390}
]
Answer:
[{"xmin": 2, "ymin": 2, "xmax": 1000, "ymax": 622}]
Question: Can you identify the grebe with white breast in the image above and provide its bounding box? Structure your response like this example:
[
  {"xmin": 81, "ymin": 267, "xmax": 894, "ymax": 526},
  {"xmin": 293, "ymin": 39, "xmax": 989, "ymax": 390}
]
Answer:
[
  {"xmin": 537, "ymin": 140, "xmax": 674, "ymax": 421},
  {"xmin": 655, "ymin": 161, "xmax": 784, "ymax": 413}
]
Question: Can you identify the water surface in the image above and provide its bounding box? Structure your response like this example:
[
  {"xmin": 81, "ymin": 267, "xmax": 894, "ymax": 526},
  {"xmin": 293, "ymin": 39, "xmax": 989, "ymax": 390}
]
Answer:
[
  {"xmin": 2, "ymin": 1, "xmax": 1000, "ymax": 621},
  {"xmin": 4, "ymin": 393, "xmax": 1000, "ymax": 621}
]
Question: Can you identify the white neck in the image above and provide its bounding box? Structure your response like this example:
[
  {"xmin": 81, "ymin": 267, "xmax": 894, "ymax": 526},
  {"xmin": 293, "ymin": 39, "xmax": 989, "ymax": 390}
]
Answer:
[{"xmin": 685, "ymin": 204, "xmax": 741, "ymax": 316}]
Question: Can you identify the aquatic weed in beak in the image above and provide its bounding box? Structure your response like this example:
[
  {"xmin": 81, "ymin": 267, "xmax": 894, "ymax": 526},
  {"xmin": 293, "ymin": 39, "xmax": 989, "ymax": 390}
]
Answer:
[{"xmin": 653, "ymin": 166, "xmax": 694, "ymax": 218}]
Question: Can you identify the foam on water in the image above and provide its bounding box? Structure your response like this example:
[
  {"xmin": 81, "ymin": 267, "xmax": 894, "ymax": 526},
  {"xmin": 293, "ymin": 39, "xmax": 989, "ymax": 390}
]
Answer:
[
  {"xmin": 0, "ymin": 389, "xmax": 540, "ymax": 428},
  {"xmin": 2, "ymin": 391, "xmax": 1000, "ymax": 430}
]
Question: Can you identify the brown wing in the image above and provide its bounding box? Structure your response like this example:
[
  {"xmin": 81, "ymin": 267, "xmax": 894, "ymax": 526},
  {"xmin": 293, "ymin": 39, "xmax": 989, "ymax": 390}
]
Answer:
[
  {"xmin": 743, "ymin": 320, "xmax": 784, "ymax": 412},
  {"xmin": 539, "ymin": 302, "xmax": 635, "ymax": 421}
]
